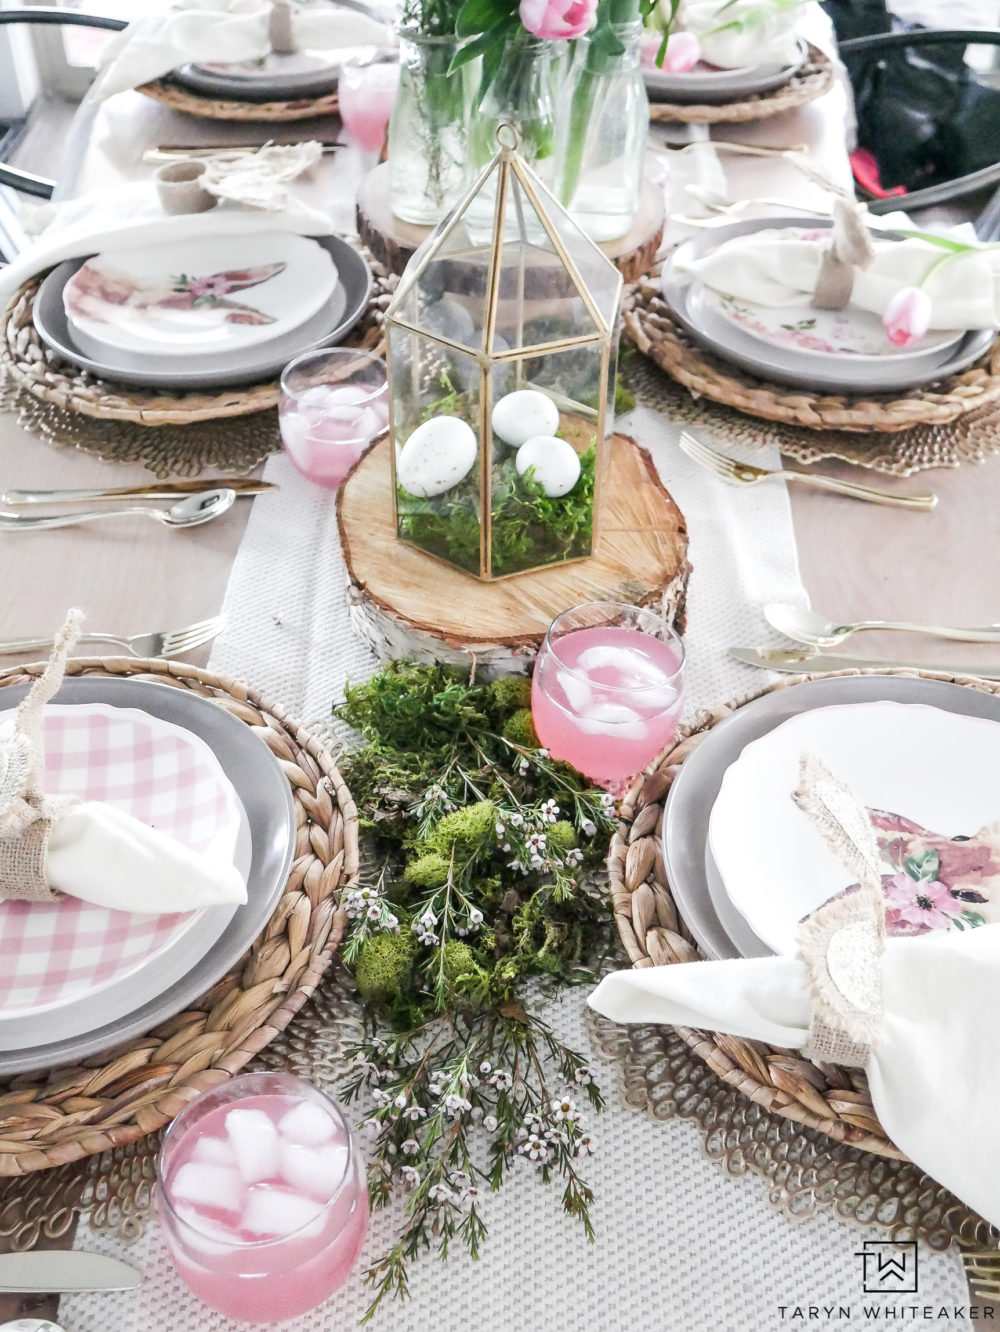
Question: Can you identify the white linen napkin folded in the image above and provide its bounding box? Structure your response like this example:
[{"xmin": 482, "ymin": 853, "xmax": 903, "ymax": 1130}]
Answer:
[
  {"xmin": 94, "ymin": 0, "xmax": 392, "ymax": 100},
  {"xmin": 679, "ymin": 0, "xmax": 802, "ymax": 69},
  {"xmin": 0, "ymin": 182, "xmax": 332, "ymax": 311},
  {"xmin": 47, "ymin": 800, "xmax": 247, "ymax": 912},
  {"xmin": 0, "ymin": 616, "xmax": 247, "ymax": 914},
  {"xmin": 590, "ymin": 923, "xmax": 1000, "ymax": 1231},
  {"xmin": 675, "ymin": 228, "xmax": 1000, "ymax": 330}
]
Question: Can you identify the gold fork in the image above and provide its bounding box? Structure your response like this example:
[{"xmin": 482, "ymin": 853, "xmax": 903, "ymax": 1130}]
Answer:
[{"xmin": 678, "ymin": 432, "xmax": 938, "ymax": 511}]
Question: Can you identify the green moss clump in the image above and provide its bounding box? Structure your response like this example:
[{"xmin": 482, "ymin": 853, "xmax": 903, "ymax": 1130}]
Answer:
[
  {"xmin": 548, "ymin": 820, "xmax": 578, "ymax": 853},
  {"xmin": 439, "ymin": 940, "xmax": 491, "ymax": 1004},
  {"xmin": 426, "ymin": 800, "xmax": 497, "ymax": 858},
  {"xmin": 403, "ymin": 854, "xmax": 451, "ymax": 890},
  {"xmin": 484, "ymin": 676, "xmax": 532, "ymax": 718},
  {"xmin": 502, "ymin": 708, "xmax": 539, "ymax": 748},
  {"xmin": 354, "ymin": 931, "xmax": 419, "ymax": 1005},
  {"xmin": 441, "ymin": 940, "xmax": 476, "ymax": 982}
]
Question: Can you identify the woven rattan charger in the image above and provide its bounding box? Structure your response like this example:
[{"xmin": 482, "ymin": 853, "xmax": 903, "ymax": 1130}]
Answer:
[
  {"xmin": 607, "ymin": 667, "xmax": 1000, "ymax": 1165},
  {"xmin": 648, "ymin": 42, "xmax": 833, "ymax": 125},
  {"xmin": 624, "ymin": 269, "xmax": 1000, "ymax": 433},
  {"xmin": 0, "ymin": 270, "xmax": 386, "ymax": 429},
  {"xmin": 138, "ymin": 79, "xmax": 339, "ymax": 122},
  {"xmin": 0, "ymin": 657, "xmax": 358, "ymax": 1177}
]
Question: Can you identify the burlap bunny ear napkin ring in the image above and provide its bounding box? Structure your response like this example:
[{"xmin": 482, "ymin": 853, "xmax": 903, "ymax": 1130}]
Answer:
[
  {"xmin": 0, "ymin": 609, "xmax": 83, "ymax": 903},
  {"xmin": 793, "ymin": 753, "xmax": 886, "ymax": 1069},
  {"xmin": 812, "ymin": 196, "xmax": 877, "ymax": 312}
]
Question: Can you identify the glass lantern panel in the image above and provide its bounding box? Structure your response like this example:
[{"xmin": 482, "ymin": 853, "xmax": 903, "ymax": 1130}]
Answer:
[
  {"xmin": 488, "ymin": 346, "xmax": 600, "ymax": 579},
  {"xmin": 511, "ymin": 161, "xmax": 624, "ymax": 335},
  {"xmin": 389, "ymin": 324, "xmax": 484, "ymax": 577}
]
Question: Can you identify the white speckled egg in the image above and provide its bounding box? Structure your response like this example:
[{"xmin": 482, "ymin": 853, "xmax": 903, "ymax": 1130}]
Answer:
[
  {"xmin": 491, "ymin": 390, "xmax": 560, "ymax": 449},
  {"xmin": 396, "ymin": 416, "xmax": 478, "ymax": 497},
  {"xmin": 514, "ymin": 435, "xmax": 581, "ymax": 497}
]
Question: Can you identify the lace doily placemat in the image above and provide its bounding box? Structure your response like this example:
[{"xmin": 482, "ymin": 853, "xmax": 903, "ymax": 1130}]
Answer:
[{"xmin": 623, "ymin": 342, "xmax": 1000, "ymax": 478}]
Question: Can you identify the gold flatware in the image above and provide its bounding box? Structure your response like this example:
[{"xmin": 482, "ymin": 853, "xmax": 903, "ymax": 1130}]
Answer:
[
  {"xmin": 678, "ymin": 432, "xmax": 938, "ymax": 511},
  {"xmin": 145, "ymin": 143, "xmax": 343, "ymax": 163},
  {"xmin": 729, "ymin": 646, "xmax": 1000, "ymax": 680},
  {"xmin": 3, "ymin": 479, "xmax": 276, "ymax": 504}
]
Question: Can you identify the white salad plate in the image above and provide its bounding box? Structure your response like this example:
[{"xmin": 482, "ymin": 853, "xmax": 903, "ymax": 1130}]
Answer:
[
  {"xmin": 63, "ymin": 233, "xmax": 338, "ymax": 361},
  {"xmin": 692, "ymin": 274, "xmax": 964, "ymax": 367},
  {"xmin": 661, "ymin": 675, "xmax": 1000, "ymax": 962},
  {"xmin": 34, "ymin": 236, "xmax": 372, "ymax": 391},
  {"xmin": 643, "ymin": 37, "xmax": 805, "ymax": 104},
  {"xmin": 661, "ymin": 217, "xmax": 995, "ymax": 393},
  {"xmin": 0, "ymin": 679, "xmax": 296, "ymax": 1075},
  {"xmin": 709, "ymin": 700, "xmax": 1000, "ymax": 956}
]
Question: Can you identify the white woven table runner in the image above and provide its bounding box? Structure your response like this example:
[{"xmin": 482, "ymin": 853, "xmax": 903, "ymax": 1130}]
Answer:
[{"xmin": 61, "ymin": 403, "xmax": 970, "ymax": 1332}]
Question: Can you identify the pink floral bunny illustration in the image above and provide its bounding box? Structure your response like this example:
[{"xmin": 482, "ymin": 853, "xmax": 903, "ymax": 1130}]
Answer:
[
  {"xmin": 821, "ymin": 808, "xmax": 1000, "ymax": 938},
  {"xmin": 66, "ymin": 259, "xmax": 288, "ymax": 327}
]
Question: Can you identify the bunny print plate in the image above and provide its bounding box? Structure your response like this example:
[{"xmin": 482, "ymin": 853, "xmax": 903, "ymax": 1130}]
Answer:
[
  {"xmin": 63, "ymin": 233, "xmax": 338, "ymax": 361},
  {"xmin": 33, "ymin": 236, "xmax": 372, "ymax": 391}
]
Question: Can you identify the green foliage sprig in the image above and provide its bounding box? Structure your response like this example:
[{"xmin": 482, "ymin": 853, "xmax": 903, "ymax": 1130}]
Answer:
[{"xmin": 335, "ymin": 662, "xmax": 617, "ymax": 1320}]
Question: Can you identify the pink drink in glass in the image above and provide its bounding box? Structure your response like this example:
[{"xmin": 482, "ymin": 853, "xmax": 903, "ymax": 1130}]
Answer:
[
  {"xmin": 532, "ymin": 603, "xmax": 685, "ymax": 794},
  {"xmin": 158, "ymin": 1073, "xmax": 368, "ymax": 1323},
  {"xmin": 338, "ymin": 58, "xmax": 400, "ymax": 154},
  {"xmin": 280, "ymin": 348, "xmax": 389, "ymax": 488}
]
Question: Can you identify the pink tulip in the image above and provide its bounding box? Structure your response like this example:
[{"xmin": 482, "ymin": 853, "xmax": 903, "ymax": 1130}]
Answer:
[
  {"xmin": 519, "ymin": 0, "xmax": 597, "ymax": 41},
  {"xmin": 661, "ymin": 30, "xmax": 701, "ymax": 74},
  {"xmin": 882, "ymin": 286, "xmax": 933, "ymax": 348}
]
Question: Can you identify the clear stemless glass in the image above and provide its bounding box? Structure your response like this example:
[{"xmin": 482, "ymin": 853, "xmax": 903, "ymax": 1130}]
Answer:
[
  {"xmin": 338, "ymin": 51, "xmax": 401, "ymax": 159},
  {"xmin": 279, "ymin": 347, "xmax": 389, "ymax": 488},
  {"xmin": 531, "ymin": 600, "xmax": 685, "ymax": 795},
  {"xmin": 157, "ymin": 1071, "xmax": 369, "ymax": 1323}
]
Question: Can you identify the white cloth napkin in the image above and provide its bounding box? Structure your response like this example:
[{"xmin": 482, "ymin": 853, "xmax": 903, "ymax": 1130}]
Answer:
[
  {"xmin": 590, "ymin": 923, "xmax": 1000, "ymax": 1230},
  {"xmin": 676, "ymin": 228, "xmax": 1000, "ymax": 330},
  {"xmin": 47, "ymin": 801, "xmax": 247, "ymax": 911},
  {"xmin": 679, "ymin": 0, "xmax": 802, "ymax": 69},
  {"xmin": 0, "ymin": 182, "xmax": 332, "ymax": 310},
  {"xmin": 94, "ymin": 0, "xmax": 392, "ymax": 99}
]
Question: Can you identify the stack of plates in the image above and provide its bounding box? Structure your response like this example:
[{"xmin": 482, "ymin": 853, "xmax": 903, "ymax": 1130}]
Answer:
[
  {"xmin": 33, "ymin": 232, "xmax": 372, "ymax": 391},
  {"xmin": 643, "ymin": 37, "xmax": 805, "ymax": 104},
  {"xmin": 662, "ymin": 675, "xmax": 1000, "ymax": 961},
  {"xmin": 167, "ymin": 0, "xmax": 383, "ymax": 102},
  {"xmin": 661, "ymin": 217, "xmax": 995, "ymax": 393},
  {"xmin": 0, "ymin": 677, "xmax": 295, "ymax": 1075}
]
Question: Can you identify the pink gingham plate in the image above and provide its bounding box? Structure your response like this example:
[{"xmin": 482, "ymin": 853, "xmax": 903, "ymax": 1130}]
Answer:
[{"xmin": 0, "ymin": 703, "xmax": 242, "ymax": 1019}]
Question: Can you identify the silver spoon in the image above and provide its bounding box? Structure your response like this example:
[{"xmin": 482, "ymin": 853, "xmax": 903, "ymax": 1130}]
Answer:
[
  {"xmin": 0, "ymin": 489, "xmax": 236, "ymax": 532},
  {"xmin": 765, "ymin": 602, "xmax": 1000, "ymax": 648}
]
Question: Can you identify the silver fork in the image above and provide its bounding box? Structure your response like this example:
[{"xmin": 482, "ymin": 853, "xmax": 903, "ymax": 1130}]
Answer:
[
  {"xmin": 0, "ymin": 613, "xmax": 226, "ymax": 659},
  {"xmin": 677, "ymin": 432, "xmax": 938, "ymax": 512}
]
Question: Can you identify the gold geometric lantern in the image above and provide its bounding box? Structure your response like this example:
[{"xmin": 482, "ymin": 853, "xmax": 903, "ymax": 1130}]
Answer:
[{"xmin": 384, "ymin": 125, "xmax": 624, "ymax": 581}]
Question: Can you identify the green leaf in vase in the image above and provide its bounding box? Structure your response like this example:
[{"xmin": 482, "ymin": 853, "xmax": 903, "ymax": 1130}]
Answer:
[{"xmin": 455, "ymin": 0, "xmax": 515, "ymax": 37}]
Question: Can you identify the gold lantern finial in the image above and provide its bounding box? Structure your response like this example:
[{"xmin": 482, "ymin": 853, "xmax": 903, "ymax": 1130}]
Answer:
[{"xmin": 383, "ymin": 132, "xmax": 623, "ymax": 581}]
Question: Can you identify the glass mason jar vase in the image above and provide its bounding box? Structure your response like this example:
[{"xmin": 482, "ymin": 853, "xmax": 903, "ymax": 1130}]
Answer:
[
  {"xmin": 556, "ymin": 19, "xmax": 649, "ymax": 242},
  {"xmin": 468, "ymin": 36, "xmax": 559, "ymax": 188},
  {"xmin": 387, "ymin": 29, "xmax": 475, "ymax": 226}
]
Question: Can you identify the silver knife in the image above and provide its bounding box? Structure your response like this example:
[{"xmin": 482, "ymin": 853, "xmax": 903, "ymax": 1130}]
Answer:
[
  {"xmin": 730, "ymin": 647, "xmax": 1000, "ymax": 681},
  {"xmin": 3, "ymin": 479, "xmax": 276, "ymax": 505},
  {"xmin": 0, "ymin": 1250, "xmax": 141, "ymax": 1293}
]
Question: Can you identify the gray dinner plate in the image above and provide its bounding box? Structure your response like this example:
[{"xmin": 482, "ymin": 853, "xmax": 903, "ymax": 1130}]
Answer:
[
  {"xmin": 171, "ymin": 53, "xmax": 341, "ymax": 102},
  {"xmin": 644, "ymin": 38, "xmax": 805, "ymax": 104},
  {"xmin": 661, "ymin": 216, "xmax": 996, "ymax": 393},
  {"xmin": 33, "ymin": 235, "xmax": 372, "ymax": 392},
  {"xmin": 662, "ymin": 674, "xmax": 1000, "ymax": 961},
  {"xmin": 0, "ymin": 677, "xmax": 295, "ymax": 1075}
]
